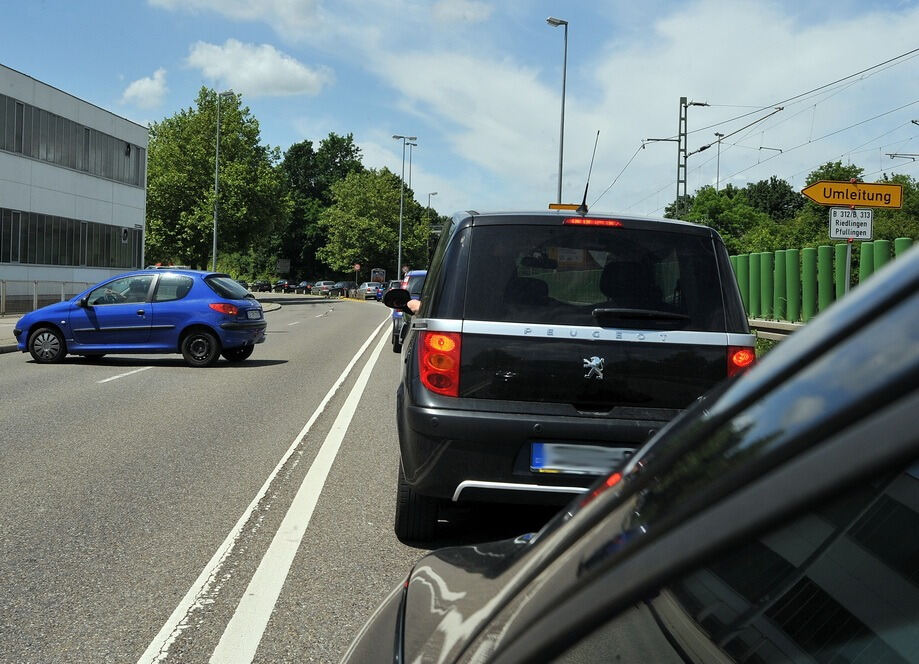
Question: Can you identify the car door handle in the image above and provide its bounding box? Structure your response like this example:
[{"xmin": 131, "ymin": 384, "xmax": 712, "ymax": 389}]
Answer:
[{"xmin": 136, "ymin": 309, "xmax": 145, "ymax": 316}]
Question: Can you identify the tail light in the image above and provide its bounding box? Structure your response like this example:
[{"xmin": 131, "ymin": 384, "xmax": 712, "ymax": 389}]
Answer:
[
  {"xmin": 727, "ymin": 345, "xmax": 756, "ymax": 377},
  {"xmin": 209, "ymin": 302, "xmax": 239, "ymax": 316},
  {"xmin": 419, "ymin": 331, "xmax": 461, "ymax": 397}
]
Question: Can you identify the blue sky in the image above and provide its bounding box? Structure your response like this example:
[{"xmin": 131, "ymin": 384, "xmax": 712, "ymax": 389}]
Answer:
[{"xmin": 3, "ymin": 0, "xmax": 919, "ymax": 217}]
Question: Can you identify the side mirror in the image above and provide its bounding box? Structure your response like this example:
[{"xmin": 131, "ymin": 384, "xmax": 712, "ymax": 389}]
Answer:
[
  {"xmin": 382, "ymin": 288, "xmax": 412, "ymax": 314},
  {"xmin": 79, "ymin": 296, "xmax": 90, "ymax": 307}
]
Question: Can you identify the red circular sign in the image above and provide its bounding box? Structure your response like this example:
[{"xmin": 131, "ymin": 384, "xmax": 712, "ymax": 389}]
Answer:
[{"xmin": 353, "ymin": 263, "xmax": 361, "ymax": 270}]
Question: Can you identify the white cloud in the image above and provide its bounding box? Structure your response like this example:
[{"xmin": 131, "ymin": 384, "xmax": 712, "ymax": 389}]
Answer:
[
  {"xmin": 431, "ymin": 0, "xmax": 493, "ymax": 24},
  {"xmin": 120, "ymin": 68, "xmax": 168, "ymax": 108},
  {"xmin": 148, "ymin": 0, "xmax": 321, "ymax": 41},
  {"xmin": 185, "ymin": 39, "xmax": 332, "ymax": 97}
]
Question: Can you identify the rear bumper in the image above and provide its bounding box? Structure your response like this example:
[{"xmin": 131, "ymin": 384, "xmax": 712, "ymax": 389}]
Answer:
[
  {"xmin": 397, "ymin": 397, "xmax": 674, "ymax": 504},
  {"xmin": 219, "ymin": 319, "xmax": 267, "ymax": 345}
]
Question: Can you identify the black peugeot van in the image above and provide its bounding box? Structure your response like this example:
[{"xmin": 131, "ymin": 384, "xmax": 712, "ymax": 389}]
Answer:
[{"xmin": 394, "ymin": 210, "xmax": 754, "ymax": 541}]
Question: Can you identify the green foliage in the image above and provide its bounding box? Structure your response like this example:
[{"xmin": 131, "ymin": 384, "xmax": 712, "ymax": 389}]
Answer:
[
  {"xmin": 280, "ymin": 133, "xmax": 364, "ymax": 279},
  {"xmin": 145, "ymin": 88, "xmax": 290, "ymax": 269},
  {"xmin": 317, "ymin": 168, "xmax": 429, "ymax": 276}
]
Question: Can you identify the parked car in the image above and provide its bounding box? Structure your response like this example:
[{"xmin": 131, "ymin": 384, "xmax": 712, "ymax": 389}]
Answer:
[
  {"xmin": 391, "ymin": 270, "xmax": 426, "ymax": 353},
  {"xmin": 356, "ymin": 282, "xmax": 381, "ymax": 299},
  {"xmin": 273, "ymin": 279, "xmax": 296, "ymax": 293},
  {"xmin": 331, "ymin": 280, "xmax": 358, "ymax": 297},
  {"xmin": 295, "ymin": 280, "xmax": 312, "ymax": 294},
  {"xmin": 13, "ymin": 269, "xmax": 267, "ymax": 367},
  {"xmin": 311, "ymin": 280, "xmax": 336, "ymax": 296},
  {"xmin": 344, "ymin": 244, "xmax": 919, "ymax": 664},
  {"xmin": 391, "ymin": 211, "xmax": 754, "ymax": 541},
  {"xmin": 235, "ymin": 279, "xmax": 249, "ymax": 291},
  {"xmin": 251, "ymin": 280, "xmax": 271, "ymax": 292}
]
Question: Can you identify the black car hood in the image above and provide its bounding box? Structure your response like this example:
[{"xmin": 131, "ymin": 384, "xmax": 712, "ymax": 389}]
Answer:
[{"xmin": 401, "ymin": 537, "xmax": 531, "ymax": 663}]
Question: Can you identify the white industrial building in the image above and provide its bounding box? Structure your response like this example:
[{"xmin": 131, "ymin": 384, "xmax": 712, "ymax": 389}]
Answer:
[{"xmin": 0, "ymin": 63, "xmax": 148, "ymax": 311}]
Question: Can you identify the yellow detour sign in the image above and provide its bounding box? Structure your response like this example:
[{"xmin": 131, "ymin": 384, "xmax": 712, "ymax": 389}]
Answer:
[{"xmin": 801, "ymin": 181, "xmax": 903, "ymax": 208}]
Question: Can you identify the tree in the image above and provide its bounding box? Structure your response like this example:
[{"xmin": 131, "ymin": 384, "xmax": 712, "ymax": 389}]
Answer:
[
  {"xmin": 742, "ymin": 176, "xmax": 804, "ymax": 221},
  {"xmin": 682, "ymin": 185, "xmax": 770, "ymax": 253},
  {"xmin": 146, "ymin": 87, "xmax": 290, "ymax": 269},
  {"xmin": 279, "ymin": 133, "xmax": 364, "ymax": 278},
  {"xmin": 317, "ymin": 168, "xmax": 428, "ymax": 276}
]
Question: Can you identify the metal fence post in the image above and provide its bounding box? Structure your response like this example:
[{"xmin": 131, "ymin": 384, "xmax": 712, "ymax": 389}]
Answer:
[
  {"xmin": 0, "ymin": 280, "xmax": 5, "ymax": 315},
  {"xmin": 834, "ymin": 243, "xmax": 848, "ymax": 300},
  {"xmin": 894, "ymin": 237, "xmax": 913, "ymax": 257},
  {"xmin": 760, "ymin": 252, "xmax": 774, "ymax": 319},
  {"xmin": 773, "ymin": 250, "xmax": 786, "ymax": 321},
  {"xmin": 858, "ymin": 242, "xmax": 874, "ymax": 285},
  {"xmin": 873, "ymin": 240, "xmax": 891, "ymax": 272},
  {"xmin": 32, "ymin": 281, "xmax": 38, "ymax": 311},
  {"xmin": 817, "ymin": 245, "xmax": 833, "ymax": 312},
  {"xmin": 749, "ymin": 253, "xmax": 761, "ymax": 318},
  {"xmin": 736, "ymin": 254, "xmax": 750, "ymax": 315},
  {"xmin": 802, "ymin": 248, "xmax": 817, "ymax": 322},
  {"xmin": 785, "ymin": 249, "xmax": 800, "ymax": 322}
]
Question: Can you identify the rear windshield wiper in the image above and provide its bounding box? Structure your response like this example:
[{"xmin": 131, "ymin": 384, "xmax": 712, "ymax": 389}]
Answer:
[{"xmin": 592, "ymin": 308, "xmax": 690, "ymax": 324}]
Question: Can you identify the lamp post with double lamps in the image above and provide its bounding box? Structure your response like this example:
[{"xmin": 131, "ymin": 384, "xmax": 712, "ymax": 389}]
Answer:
[
  {"xmin": 546, "ymin": 16, "xmax": 568, "ymax": 204},
  {"xmin": 212, "ymin": 90, "xmax": 235, "ymax": 271},
  {"xmin": 393, "ymin": 134, "xmax": 417, "ymax": 278}
]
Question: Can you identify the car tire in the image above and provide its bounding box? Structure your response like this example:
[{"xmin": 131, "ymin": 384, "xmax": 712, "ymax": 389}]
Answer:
[
  {"xmin": 28, "ymin": 326, "xmax": 67, "ymax": 363},
  {"xmin": 221, "ymin": 344, "xmax": 254, "ymax": 362},
  {"xmin": 394, "ymin": 464, "xmax": 439, "ymax": 542},
  {"xmin": 181, "ymin": 330, "xmax": 221, "ymax": 367}
]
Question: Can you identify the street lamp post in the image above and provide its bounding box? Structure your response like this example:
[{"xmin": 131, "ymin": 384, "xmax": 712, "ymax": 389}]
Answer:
[
  {"xmin": 212, "ymin": 90, "xmax": 234, "ymax": 271},
  {"xmin": 546, "ymin": 16, "xmax": 568, "ymax": 204},
  {"xmin": 393, "ymin": 134, "xmax": 417, "ymax": 278},
  {"xmin": 407, "ymin": 142, "xmax": 417, "ymax": 191},
  {"xmin": 426, "ymin": 192, "xmax": 438, "ymax": 259},
  {"xmin": 714, "ymin": 132, "xmax": 724, "ymax": 191}
]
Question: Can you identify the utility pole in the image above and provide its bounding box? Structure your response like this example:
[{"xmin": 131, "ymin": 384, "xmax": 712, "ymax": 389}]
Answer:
[{"xmin": 714, "ymin": 132, "xmax": 724, "ymax": 191}]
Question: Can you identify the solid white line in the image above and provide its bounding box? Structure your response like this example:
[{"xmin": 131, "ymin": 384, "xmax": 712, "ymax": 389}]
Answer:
[
  {"xmin": 136, "ymin": 317, "xmax": 388, "ymax": 664},
  {"xmin": 209, "ymin": 329, "xmax": 389, "ymax": 663},
  {"xmin": 97, "ymin": 366, "xmax": 153, "ymax": 383},
  {"xmin": 287, "ymin": 321, "xmax": 300, "ymax": 326}
]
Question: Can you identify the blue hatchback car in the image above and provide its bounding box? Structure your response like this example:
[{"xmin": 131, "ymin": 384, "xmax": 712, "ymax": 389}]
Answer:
[{"xmin": 14, "ymin": 269, "xmax": 267, "ymax": 367}]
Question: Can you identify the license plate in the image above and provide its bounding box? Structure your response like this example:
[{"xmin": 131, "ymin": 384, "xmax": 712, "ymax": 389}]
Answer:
[
  {"xmin": 246, "ymin": 309, "xmax": 262, "ymax": 319},
  {"xmin": 531, "ymin": 443, "xmax": 632, "ymax": 475}
]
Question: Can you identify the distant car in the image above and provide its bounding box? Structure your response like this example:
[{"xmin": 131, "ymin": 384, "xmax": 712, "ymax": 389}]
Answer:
[
  {"xmin": 331, "ymin": 280, "xmax": 358, "ymax": 297},
  {"xmin": 343, "ymin": 245, "xmax": 919, "ymax": 664},
  {"xmin": 311, "ymin": 280, "xmax": 336, "ymax": 296},
  {"xmin": 273, "ymin": 279, "xmax": 296, "ymax": 293},
  {"xmin": 391, "ymin": 270, "xmax": 426, "ymax": 353},
  {"xmin": 380, "ymin": 280, "xmax": 402, "ymax": 302},
  {"xmin": 13, "ymin": 269, "xmax": 266, "ymax": 367},
  {"xmin": 356, "ymin": 282, "xmax": 381, "ymax": 299},
  {"xmin": 235, "ymin": 280, "xmax": 249, "ymax": 291},
  {"xmin": 251, "ymin": 280, "xmax": 271, "ymax": 292},
  {"xmin": 295, "ymin": 280, "xmax": 312, "ymax": 294}
]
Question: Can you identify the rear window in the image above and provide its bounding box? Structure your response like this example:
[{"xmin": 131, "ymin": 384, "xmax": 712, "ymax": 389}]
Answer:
[
  {"xmin": 205, "ymin": 275, "xmax": 250, "ymax": 299},
  {"xmin": 462, "ymin": 225, "xmax": 726, "ymax": 331},
  {"xmin": 406, "ymin": 274, "xmax": 426, "ymax": 297}
]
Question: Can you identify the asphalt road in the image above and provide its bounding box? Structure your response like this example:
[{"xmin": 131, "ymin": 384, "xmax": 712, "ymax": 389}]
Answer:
[{"xmin": 0, "ymin": 296, "xmax": 554, "ymax": 664}]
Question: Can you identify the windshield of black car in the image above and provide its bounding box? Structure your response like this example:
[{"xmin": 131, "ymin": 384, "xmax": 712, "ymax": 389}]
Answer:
[
  {"xmin": 206, "ymin": 275, "xmax": 250, "ymax": 299},
  {"xmin": 462, "ymin": 225, "xmax": 726, "ymax": 331}
]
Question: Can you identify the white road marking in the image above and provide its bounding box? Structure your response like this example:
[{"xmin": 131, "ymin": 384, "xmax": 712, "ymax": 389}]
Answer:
[
  {"xmin": 287, "ymin": 321, "xmax": 300, "ymax": 326},
  {"xmin": 136, "ymin": 318, "xmax": 389, "ymax": 664},
  {"xmin": 97, "ymin": 366, "xmax": 153, "ymax": 383},
  {"xmin": 209, "ymin": 328, "xmax": 389, "ymax": 664}
]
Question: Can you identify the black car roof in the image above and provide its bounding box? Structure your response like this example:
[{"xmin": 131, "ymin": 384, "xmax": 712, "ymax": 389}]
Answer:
[{"xmin": 451, "ymin": 210, "xmax": 715, "ymax": 237}]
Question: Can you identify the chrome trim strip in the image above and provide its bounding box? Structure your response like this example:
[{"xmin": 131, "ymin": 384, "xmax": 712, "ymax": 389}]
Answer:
[
  {"xmin": 452, "ymin": 480, "xmax": 587, "ymax": 502},
  {"xmin": 411, "ymin": 318, "xmax": 463, "ymax": 333},
  {"xmin": 460, "ymin": 320, "xmax": 733, "ymax": 345},
  {"xmin": 727, "ymin": 333, "xmax": 756, "ymax": 346}
]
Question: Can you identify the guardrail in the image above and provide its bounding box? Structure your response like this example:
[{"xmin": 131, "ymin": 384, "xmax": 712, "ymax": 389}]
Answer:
[
  {"xmin": 748, "ymin": 318, "xmax": 803, "ymax": 341},
  {"xmin": 0, "ymin": 280, "xmax": 93, "ymax": 316}
]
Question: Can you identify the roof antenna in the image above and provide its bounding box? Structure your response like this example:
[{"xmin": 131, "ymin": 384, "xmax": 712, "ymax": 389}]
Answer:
[{"xmin": 576, "ymin": 130, "xmax": 600, "ymax": 216}]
